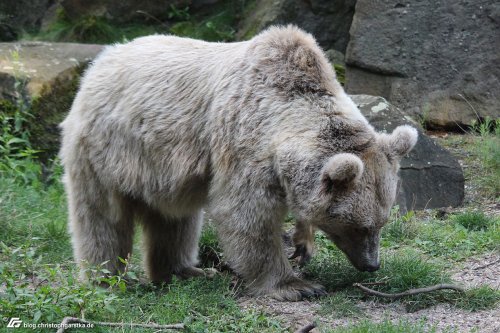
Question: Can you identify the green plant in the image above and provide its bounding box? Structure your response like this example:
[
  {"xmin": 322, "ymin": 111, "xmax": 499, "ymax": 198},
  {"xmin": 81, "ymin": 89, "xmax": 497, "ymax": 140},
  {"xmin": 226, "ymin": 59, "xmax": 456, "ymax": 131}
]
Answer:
[
  {"xmin": 0, "ymin": 52, "xmax": 41, "ymax": 185},
  {"xmin": 452, "ymin": 210, "xmax": 494, "ymax": 231},
  {"xmin": 167, "ymin": 5, "xmax": 191, "ymax": 21},
  {"xmin": 471, "ymin": 118, "xmax": 500, "ymax": 198}
]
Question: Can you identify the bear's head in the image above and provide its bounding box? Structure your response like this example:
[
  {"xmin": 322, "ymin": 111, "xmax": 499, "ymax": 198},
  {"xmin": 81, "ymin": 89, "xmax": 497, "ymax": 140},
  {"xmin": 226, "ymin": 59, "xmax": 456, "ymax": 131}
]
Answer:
[{"xmin": 286, "ymin": 124, "xmax": 418, "ymax": 272}]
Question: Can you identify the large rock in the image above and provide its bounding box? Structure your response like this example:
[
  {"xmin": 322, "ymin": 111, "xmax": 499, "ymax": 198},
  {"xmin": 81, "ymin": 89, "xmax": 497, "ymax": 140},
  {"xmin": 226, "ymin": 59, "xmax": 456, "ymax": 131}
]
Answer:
[
  {"xmin": 352, "ymin": 95, "xmax": 464, "ymax": 210},
  {"xmin": 0, "ymin": 42, "xmax": 103, "ymax": 161},
  {"xmin": 0, "ymin": 0, "xmax": 56, "ymax": 40},
  {"xmin": 346, "ymin": 1, "xmax": 500, "ymax": 130},
  {"xmin": 238, "ymin": 0, "xmax": 356, "ymax": 52}
]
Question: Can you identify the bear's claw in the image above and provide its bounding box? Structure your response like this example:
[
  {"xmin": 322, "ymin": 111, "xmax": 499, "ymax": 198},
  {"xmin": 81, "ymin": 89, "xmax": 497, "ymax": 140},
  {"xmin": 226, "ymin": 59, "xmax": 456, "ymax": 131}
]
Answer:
[
  {"xmin": 269, "ymin": 277, "xmax": 326, "ymax": 301},
  {"xmin": 289, "ymin": 244, "xmax": 312, "ymax": 266}
]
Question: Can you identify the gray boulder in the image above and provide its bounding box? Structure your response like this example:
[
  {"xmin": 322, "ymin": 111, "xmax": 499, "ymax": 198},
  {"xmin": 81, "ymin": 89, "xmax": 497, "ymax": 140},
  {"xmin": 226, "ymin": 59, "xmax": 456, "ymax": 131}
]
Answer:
[
  {"xmin": 0, "ymin": 0, "xmax": 56, "ymax": 40},
  {"xmin": 351, "ymin": 95, "xmax": 464, "ymax": 211},
  {"xmin": 346, "ymin": 1, "xmax": 500, "ymax": 130},
  {"xmin": 238, "ymin": 0, "xmax": 356, "ymax": 52}
]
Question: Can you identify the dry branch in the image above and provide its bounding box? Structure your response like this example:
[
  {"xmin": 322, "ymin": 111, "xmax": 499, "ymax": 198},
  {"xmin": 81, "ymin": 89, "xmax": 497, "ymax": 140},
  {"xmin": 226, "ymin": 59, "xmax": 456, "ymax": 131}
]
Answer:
[
  {"xmin": 353, "ymin": 283, "xmax": 464, "ymax": 299},
  {"xmin": 56, "ymin": 317, "xmax": 184, "ymax": 332}
]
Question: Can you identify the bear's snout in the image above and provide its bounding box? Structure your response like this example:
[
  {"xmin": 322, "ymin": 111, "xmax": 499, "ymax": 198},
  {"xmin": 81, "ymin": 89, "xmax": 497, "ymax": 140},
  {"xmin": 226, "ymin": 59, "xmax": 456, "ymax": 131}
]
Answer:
[{"xmin": 361, "ymin": 262, "xmax": 380, "ymax": 272}]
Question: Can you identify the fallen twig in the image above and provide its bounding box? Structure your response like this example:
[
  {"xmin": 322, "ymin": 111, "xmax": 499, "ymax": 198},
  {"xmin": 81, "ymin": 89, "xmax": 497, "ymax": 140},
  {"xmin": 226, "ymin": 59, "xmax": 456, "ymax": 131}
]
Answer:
[
  {"xmin": 56, "ymin": 317, "xmax": 184, "ymax": 332},
  {"xmin": 295, "ymin": 322, "xmax": 316, "ymax": 333},
  {"xmin": 353, "ymin": 283, "xmax": 464, "ymax": 299},
  {"xmin": 473, "ymin": 258, "xmax": 500, "ymax": 270}
]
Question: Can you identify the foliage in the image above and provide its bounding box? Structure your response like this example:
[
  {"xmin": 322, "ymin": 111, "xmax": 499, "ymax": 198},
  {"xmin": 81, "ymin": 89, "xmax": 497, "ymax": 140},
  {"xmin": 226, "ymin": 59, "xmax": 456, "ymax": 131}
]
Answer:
[
  {"xmin": 470, "ymin": 117, "xmax": 500, "ymax": 198},
  {"xmin": 0, "ymin": 51, "xmax": 42, "ymax": 185},
  {"xmin": 31, "ymin": 8, "xmax": 161, "ymax": 44}
]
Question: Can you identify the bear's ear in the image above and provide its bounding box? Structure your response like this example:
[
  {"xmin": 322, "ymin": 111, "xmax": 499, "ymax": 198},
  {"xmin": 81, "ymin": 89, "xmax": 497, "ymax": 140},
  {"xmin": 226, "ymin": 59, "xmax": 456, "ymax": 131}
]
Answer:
[
  {"xmin": 321, "ymin": 153, "xmax": 364, "ymax": 192},
  {"xmin": 385, "ymin": 125, "xmax": 418, "ymax": 158}
]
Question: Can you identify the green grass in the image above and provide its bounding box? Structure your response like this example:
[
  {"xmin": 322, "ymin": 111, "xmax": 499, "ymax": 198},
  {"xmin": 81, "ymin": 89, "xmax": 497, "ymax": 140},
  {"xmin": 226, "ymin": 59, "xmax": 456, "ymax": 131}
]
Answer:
[{"xmin": 324, "ymin": 319, "xmax": 439, "ymax": 333}]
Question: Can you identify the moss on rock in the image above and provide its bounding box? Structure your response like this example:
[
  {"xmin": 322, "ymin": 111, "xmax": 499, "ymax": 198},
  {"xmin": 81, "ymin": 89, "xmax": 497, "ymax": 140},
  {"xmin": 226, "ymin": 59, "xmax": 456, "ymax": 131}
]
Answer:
[{"xmin": 29, "ymin": 63, "xmax": 88, "ymax": 163}]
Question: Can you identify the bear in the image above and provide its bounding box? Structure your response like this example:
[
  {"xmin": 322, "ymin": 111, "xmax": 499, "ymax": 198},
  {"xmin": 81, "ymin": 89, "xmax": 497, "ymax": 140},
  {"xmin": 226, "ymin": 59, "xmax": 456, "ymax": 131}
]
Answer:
[{"xmin": 59, "ymin": 25, "xmax": 418, "ymax": 301}]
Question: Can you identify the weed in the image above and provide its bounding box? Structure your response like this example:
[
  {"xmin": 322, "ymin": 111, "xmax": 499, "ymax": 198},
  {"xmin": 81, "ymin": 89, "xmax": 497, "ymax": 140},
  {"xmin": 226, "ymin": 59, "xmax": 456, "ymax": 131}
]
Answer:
[{"xmin": 452, "ymin": 210, "xmax": 494, "ymax": 231}]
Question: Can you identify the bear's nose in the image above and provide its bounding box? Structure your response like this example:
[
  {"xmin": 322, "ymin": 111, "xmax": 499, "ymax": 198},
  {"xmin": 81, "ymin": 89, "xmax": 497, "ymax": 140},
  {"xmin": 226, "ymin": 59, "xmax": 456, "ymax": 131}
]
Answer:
[{"xmin": 364, "ymin": 262, "xmax": 380, "ymax": 272}]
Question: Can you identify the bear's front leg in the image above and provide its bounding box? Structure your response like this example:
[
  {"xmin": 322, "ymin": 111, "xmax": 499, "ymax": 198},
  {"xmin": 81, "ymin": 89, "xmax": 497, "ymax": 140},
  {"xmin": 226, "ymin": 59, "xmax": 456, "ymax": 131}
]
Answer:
[
  {"xmin": 211, "ymin": 189, "xmax": 325, "ymax": 301},
  {"xmin": 290, "ymin": 220, "xmax": 315, "ymax": 266}
]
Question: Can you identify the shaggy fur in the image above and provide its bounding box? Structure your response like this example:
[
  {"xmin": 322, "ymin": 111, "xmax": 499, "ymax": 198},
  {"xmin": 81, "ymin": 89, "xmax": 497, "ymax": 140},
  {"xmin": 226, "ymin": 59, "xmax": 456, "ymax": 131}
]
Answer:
[{"xmin": 60, "ymin": 25, "xmax": 418, "ymax": 301}]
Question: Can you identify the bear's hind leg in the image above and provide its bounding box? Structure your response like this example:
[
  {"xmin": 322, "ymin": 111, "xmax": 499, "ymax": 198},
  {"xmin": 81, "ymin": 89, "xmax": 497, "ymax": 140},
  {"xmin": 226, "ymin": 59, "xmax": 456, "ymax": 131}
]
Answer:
[
  {"xmin": 141, "ymin": 209, "xmax": 204, "ymax": 283},
  {"xmin": 66, "ymin": 176, "xmax": 135, "ymax": 279}
]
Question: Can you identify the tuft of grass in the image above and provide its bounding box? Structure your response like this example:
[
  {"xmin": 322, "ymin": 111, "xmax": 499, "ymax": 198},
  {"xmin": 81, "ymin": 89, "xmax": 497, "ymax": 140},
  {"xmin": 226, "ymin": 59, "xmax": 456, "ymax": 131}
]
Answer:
[
  {"xmin": 452, "ymin": 286, "xmax": 500, "ymax": 311},
  {"xmin": 319, "ymin": 291, "xmax": 363, "ymax": 318},
  {"xmin": 471, "ymin": 117, "xmax": 500, "ymax": 198},
  {"xmin": 452, "ymin": 210, "xmax": 494, "ymax": 231}
]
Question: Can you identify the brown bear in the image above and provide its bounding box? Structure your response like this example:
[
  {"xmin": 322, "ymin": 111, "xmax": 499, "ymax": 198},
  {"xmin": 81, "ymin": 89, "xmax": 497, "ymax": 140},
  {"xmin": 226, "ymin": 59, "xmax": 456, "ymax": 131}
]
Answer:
[{"xmin": 59, "ymin": 25, "xmax": 418, "ymax": 301}]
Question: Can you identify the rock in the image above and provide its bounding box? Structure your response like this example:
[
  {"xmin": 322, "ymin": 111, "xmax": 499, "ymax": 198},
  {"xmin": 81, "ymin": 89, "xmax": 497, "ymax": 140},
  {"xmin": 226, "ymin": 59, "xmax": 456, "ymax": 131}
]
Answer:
[
  {"xmin": 0, "ymin": 41, "xmax": 103, "ymax": 161},
  {"xmin": 351, "ymin": 95, "xmax": 464, "ymax": 210},
  {"xmin": 0, "ymin": 41, "xmax": 103, "ymax": 98},
  {"xmin": 324, "ymin": 49, "xmax": 345, "ymax": 66},
  {"xmin": 0, "ymin": 0, "xmax": 56, "ymax": 40},
  {"xmin": 238, "ymin": 0, "xmax": 356, "ymax": 52},
  {"xmin": 345, "ymin": 1, "xmax": 500, "ymax": 130}
]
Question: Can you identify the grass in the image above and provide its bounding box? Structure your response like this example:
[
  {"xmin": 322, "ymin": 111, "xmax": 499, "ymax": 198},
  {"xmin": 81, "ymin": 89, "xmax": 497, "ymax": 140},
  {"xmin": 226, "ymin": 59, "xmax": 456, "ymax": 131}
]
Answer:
[
  {"xmin": 318, "ymin": 291, "xmax": 363, "ymax": 318},
  {"xmin": 324, "ymin": 319, "xmax": 439, "ymax": 333}
]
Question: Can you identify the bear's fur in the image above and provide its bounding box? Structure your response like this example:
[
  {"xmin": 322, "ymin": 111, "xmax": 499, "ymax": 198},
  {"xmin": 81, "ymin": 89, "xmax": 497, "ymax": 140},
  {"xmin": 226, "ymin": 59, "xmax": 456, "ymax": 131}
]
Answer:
[{"xmin": 60, "ymin": 25, "xmax": 418, "ymax": 301}]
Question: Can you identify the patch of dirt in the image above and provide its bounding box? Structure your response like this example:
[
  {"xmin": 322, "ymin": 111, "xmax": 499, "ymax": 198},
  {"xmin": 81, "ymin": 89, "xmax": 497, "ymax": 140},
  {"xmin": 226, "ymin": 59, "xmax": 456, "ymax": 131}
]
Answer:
[
  {"xmin": 452, "ymin": 252, "xmax": 500, "ymax": 289},
  {"xmin": 239, "ymin": 293, "xmax": 500, "ymax": 332}
]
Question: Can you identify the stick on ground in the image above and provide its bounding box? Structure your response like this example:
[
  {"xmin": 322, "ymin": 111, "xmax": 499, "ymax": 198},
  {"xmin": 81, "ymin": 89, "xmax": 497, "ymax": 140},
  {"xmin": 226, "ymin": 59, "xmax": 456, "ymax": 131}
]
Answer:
[
  {"xmin": 353, "ymin": 283, "xmax": 464, "ymax": 299},
  {"xmin": 56, "ymin": 317, "xmax": 184, "ymax": 332}
]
